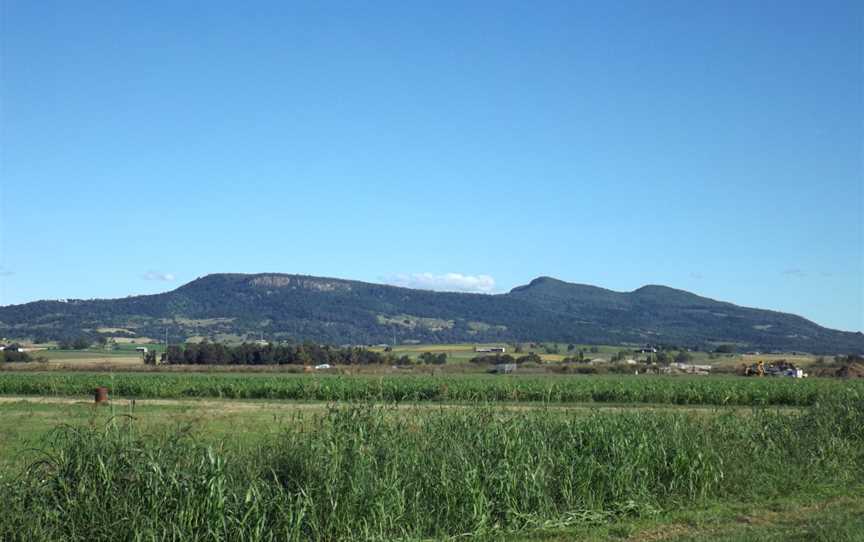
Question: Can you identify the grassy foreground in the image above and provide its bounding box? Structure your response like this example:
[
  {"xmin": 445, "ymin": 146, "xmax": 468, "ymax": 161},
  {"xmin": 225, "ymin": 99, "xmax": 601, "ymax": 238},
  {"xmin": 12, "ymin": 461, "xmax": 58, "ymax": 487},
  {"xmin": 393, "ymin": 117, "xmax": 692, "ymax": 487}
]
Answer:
[
  {"xmin": 1, "ymin": 372, "xmax": 862, "ymax": 406},
  {"xmin": 1, "ymin": 398, "xmax": 862, "ymax": 541}
]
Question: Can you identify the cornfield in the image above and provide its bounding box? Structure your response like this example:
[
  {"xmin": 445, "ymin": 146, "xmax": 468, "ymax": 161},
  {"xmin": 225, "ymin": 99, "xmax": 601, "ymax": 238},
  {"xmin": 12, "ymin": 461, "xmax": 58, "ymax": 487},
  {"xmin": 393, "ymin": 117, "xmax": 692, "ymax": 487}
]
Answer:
[{"xmin": 0, "ymin": 372, "xmax": 861, "ymax": 406}]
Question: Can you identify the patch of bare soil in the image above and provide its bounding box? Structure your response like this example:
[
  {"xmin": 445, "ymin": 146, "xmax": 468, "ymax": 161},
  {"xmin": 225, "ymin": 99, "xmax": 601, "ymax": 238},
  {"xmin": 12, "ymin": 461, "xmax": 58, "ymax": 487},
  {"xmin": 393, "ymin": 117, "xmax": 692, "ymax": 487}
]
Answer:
[
  {"xmin": 626, "ymin": 495, "xmax": 861, "ymax": 542},
  {"xmin": 836, "ymin": 363, "xmax": 864, "ymax": 378},
  {"xmin": 0, "ymin": 396, "xmax": 768, "ymax": 415},
  {"xmin": 0, "ymin": 396, "xmax": 329, "ymax": 412}
]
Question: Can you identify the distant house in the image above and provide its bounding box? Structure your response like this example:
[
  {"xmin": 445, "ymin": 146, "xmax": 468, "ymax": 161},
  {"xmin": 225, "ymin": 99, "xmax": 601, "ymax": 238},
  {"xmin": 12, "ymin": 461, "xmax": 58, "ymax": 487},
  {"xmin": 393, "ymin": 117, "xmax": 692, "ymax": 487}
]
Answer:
[
  {"xmin": 475, "ymin": 346, "xmax": 506, "ymax": 353},
  {"xmin": 314, "ymin": 364, "xmax": 332, "ymax": 370},
  {"xmin": 135, "ymin": 347, "xmax": 148, "ymax": 354},
  {"xmin": 635, "ymin": 347, "xmax": 658, "ymax": 354}
]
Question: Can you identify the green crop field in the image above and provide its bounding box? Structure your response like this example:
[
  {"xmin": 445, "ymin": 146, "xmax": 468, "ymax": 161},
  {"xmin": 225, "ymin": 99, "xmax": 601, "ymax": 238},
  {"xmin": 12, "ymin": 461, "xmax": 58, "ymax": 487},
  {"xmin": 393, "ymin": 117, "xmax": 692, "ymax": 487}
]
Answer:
[
  {"xmin": 37, "ymin": 349, "xmax": 140, "ymax": 360},
  {"xmin": 1, "ymin": 370, "xmax": 862, "ymax": 540},
  {"xmin": 0, "ymin": 372, "xmax": 861, "ymax": 406},
  {"xmin": 38, "ymin": 344, "xmax": 166, "ymax": 358}
]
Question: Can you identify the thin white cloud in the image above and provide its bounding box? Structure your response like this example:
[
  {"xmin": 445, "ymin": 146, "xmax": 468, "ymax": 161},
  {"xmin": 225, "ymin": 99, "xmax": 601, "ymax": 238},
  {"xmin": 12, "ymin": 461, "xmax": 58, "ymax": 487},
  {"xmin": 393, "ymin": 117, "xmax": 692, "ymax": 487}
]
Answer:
[
  {"xmin": 386, "ymin": 272, "xmax": 496, "ymax": 294},
  {"xmin": 142, "ymin": 270, "xmax": 176, "ymax": 282}
]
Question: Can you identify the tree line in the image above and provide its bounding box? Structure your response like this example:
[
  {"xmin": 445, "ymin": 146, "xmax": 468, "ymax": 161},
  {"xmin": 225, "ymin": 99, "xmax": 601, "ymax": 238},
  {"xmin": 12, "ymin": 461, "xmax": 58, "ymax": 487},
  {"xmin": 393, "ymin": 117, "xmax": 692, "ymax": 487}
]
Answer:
[
  {"xmin": 160, "ymin": 342, "xmax": 425, "ymax": 366},
  {"xmin": 0, "ymin": 348, "xmax": 31, "ymax": 363},
  {"xmin": 470, "ymin": 352, "xmax": 542, "ymax": 365}
]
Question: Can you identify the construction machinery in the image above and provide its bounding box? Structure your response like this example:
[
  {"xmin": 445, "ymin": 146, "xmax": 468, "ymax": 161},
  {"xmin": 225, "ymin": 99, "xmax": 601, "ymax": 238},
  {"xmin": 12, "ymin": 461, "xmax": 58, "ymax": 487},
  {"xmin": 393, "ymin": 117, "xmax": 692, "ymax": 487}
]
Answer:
[
  {"xmin": 741, "ymin": 359, "xmax": 806, "ymax": 378},
  {"xmin": 742, "ymin": 360, "xmax": 765, "ymax": 376}
]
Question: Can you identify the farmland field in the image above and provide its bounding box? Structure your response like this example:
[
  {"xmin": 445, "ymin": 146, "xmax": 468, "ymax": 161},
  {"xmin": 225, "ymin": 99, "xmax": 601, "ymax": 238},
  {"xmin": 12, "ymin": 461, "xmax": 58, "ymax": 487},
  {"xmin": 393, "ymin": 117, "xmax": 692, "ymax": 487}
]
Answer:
[
  {"xmin": 7, "ymin": 344, "xmax": 167, "ymax": 369},
  {"xmin": 0, "ymin": 396, "xmax": 772, "ymax": 468},
  {"xmin": 8, "ymin": 342, "xmax": 830, "ymax": 375},
  {"xmin": 0, "ymin": 392, "xmax": 861, "ymax": 541},
  {"xmin": 37, "ymin": 343, "xmax": 166, "ymax": 358},
  {"xmin": 38, "ymin": 349, "xmax": 138, "ymax": 359},
  {"xmin": 1, "ymin": 368, "xmax": 862, "ymax": 540},
  {"xmin": 372, "ymin": 343, "xmax": 824, "ymax": 368},
  {"xmin": 0, "ymin": 372, "xmax": 861, "ymax": 406}
]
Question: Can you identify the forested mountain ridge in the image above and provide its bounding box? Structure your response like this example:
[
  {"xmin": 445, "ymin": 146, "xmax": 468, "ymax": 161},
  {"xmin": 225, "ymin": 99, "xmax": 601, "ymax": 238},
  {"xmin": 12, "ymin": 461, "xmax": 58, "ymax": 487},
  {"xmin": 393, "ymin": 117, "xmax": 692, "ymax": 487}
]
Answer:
[{"xmin": 0, "ymin": 273, "xmax": 861, "ymax": 354}]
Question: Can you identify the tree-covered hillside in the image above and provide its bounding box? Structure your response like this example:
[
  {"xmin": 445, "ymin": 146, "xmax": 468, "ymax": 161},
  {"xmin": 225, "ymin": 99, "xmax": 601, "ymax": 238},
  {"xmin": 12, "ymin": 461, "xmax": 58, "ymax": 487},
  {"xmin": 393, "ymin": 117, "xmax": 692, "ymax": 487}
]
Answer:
[{"xmin": 0, "ymin": 273, "xmax": 861, "ymax": 354}]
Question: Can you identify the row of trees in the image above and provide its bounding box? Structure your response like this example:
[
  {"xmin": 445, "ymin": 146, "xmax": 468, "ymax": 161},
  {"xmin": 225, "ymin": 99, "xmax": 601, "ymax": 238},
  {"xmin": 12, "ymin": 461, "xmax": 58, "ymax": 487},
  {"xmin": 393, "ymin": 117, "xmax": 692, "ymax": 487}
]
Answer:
[
  {"xmin": 516, "ymin": 343, "xmax": 600, "ymax": 355},
  {"xmin": 58, "ymin": 337, "xmax": 92, "ymax": 350},
  {"xmin": 160, "ymin": 342, "xmax": 429, "ymax": 366},
  {"xmin": 163, "ymin": 342, "xmax": 383, "ymax": 366},
  {"xmin": 0, "ymin": 349, "xmax": 31, "ymax": 363},
  {"xmin": 469, "ymin": 353, "xmax": 542, "ymax": 365},
  {"xmin": 418, "ymin": 352, "xmax": 447, "ymax": 365}
]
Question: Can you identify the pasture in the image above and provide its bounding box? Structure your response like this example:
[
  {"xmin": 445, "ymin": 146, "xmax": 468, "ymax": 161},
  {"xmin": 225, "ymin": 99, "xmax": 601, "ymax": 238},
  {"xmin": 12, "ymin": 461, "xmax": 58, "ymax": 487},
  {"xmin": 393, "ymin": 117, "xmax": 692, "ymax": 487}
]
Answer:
[
  {"xmin": 0, "ymin": 392, "xmax": 861, "ymax": 541},
  {"xmin": 371, "ymin": 342, "xmax": 659, "ymax": 363},
  {"xmin": 0, "ymin": 350, "xmax": 860, "ymax": 540},
  {"xmin": 9, "ymin": 343, "xmax": 166, "ymax": 369},
  {"xmin": 0, "ymin": 396, "xmax": 772, "ymax": 468},
  {"xmin": 9, "ymin": 342, "xmax": 830, "ymax": 376}
]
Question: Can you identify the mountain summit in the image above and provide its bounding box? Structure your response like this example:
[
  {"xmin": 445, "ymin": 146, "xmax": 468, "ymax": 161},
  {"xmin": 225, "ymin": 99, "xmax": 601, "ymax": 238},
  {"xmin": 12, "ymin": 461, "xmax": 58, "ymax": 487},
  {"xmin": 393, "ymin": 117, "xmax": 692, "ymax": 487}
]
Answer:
[{"xmin": 1, "ymin": 273, "xmax": 861, "ymax": 353}]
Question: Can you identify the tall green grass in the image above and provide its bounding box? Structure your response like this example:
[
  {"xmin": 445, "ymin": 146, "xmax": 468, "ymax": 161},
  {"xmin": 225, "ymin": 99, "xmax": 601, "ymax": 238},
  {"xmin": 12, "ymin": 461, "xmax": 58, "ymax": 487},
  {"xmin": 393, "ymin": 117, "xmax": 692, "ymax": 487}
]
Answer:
[
  {"xmin": 0, "ymin": 372, "xmax": 861, "ymax": 406},
  {"xmin": 1, "ymin": 399, "xmax": 862, "ymax": 541}
]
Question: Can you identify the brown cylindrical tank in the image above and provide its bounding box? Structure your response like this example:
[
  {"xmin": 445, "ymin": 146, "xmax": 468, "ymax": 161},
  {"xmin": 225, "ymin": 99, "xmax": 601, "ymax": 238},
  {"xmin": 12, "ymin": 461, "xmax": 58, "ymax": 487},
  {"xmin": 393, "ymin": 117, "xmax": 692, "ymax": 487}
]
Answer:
[{"xmin": 94, "ymin": 386, "xmax": 109, "ymax": 404}]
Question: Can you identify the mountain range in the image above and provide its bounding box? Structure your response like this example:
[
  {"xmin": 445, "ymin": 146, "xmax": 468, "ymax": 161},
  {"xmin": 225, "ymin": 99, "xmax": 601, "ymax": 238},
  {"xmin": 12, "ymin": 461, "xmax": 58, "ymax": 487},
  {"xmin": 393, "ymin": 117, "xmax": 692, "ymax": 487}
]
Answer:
[{"xmin": 1, "ymin": 273, "xmax": 861, "ymax": 354}]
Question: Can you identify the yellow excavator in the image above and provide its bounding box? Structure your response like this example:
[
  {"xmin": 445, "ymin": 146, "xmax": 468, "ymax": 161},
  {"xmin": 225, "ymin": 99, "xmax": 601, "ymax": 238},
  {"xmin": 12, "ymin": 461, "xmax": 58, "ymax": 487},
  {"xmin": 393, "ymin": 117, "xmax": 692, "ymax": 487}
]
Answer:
[{"xmin": 742, "ymin": 360, "xmax": 765, "ymax": 377}]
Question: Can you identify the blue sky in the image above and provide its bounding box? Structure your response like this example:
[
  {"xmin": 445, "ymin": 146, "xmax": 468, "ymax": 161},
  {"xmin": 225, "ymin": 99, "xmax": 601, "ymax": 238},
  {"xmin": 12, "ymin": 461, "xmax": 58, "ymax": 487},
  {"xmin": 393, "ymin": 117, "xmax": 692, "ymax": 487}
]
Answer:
[{"xmin": 1, "ymin": 0, "xmax": 862, "ymax": 331}]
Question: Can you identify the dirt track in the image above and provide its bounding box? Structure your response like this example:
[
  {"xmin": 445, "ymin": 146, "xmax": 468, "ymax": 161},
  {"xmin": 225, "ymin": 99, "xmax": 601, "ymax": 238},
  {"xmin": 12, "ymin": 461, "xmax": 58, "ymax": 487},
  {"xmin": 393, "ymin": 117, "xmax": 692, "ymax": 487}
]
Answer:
[{"xmin": 0, "ymin": 395, "xmax": 790, "ymax": 415}]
